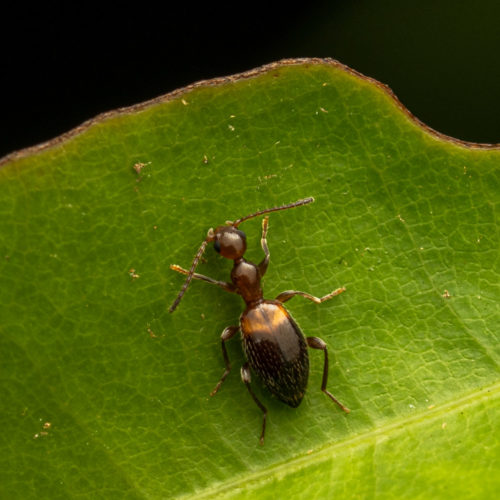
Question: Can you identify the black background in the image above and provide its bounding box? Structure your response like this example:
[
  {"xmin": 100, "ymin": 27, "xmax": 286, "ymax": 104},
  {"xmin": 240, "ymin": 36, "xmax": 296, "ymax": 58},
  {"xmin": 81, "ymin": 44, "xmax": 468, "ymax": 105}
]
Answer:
[{"xmin": 2, "ymin": 1, "xmax": 499, "ymax": 158}]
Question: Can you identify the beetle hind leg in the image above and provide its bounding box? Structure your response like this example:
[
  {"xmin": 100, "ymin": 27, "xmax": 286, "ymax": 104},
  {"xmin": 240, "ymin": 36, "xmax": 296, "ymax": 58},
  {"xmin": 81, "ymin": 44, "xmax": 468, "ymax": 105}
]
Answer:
[
  {"xmin": 307, "ymin": 336, "xmax": 350, "ymax": 413},
  {"xmin": 241, "ymin": 363, "xmax": 267, "ymax": 445}
]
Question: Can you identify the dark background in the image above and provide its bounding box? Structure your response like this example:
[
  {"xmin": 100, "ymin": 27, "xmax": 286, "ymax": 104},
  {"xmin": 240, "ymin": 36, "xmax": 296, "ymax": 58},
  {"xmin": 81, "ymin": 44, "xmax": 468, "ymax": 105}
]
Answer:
[{"xmin": 2, "ymin": 1, "xmax": 499, "ymax": 158}]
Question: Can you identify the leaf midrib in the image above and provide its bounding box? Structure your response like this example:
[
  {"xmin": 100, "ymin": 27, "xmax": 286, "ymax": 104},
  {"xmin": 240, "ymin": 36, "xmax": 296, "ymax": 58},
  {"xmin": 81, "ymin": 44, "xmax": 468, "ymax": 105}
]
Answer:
[{"xmin": 185, "ymin": 381, "xmax": 500, "ymax": 500}]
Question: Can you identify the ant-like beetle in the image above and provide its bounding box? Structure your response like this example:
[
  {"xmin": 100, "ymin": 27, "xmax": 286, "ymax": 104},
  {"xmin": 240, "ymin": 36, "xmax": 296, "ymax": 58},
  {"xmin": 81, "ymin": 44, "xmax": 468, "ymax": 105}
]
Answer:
[{"xmin": 169, "ymin": 197, "xmax": 349, "ymax": 444}]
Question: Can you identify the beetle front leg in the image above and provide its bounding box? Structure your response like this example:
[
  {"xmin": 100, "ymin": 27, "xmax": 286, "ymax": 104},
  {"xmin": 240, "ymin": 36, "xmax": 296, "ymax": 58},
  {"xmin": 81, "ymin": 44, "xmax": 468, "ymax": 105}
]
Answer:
[
  {"xmin": 306, "ymin": 336, "xmax": 350, "ymax": 413},
  {"xmin": 257, "ymin": 216, "xmax": 270, "ymax": 276},
  {"xmin": 241, "ymin": 362, "xmax": 267, "ymax": 445},
  {"xmin": 210, "ymin": 325, "xmax": 240, "ymax": 396},
  {"xmin": 170, "ymin": 264, "xmax": 237, "ymax": 294}
]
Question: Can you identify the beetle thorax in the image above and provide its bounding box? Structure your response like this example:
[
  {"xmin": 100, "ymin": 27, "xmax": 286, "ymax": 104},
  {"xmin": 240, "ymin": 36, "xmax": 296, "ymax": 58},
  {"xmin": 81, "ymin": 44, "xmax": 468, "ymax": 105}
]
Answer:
[{"xmin": 231, "ymin": 259, "xmax": 263, "ymax": 304}]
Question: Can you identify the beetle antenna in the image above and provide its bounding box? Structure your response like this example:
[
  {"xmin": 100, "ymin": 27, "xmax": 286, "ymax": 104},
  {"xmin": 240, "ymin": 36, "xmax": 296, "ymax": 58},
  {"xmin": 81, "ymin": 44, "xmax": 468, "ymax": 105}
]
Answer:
[
  {"xmin": 169, "ymin": 231, "xmax": 214, "ymax": 313},
  {"xmin": 232, "ymin": 197, "xmax": 314, "ymax": 227}
]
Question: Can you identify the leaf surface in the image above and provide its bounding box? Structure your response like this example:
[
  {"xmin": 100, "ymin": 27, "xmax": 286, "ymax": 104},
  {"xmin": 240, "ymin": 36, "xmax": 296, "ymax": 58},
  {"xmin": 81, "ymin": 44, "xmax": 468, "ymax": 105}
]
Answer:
[{"xmin": 0, "ymin": 59, "xmax": 499, "ymax": 499}]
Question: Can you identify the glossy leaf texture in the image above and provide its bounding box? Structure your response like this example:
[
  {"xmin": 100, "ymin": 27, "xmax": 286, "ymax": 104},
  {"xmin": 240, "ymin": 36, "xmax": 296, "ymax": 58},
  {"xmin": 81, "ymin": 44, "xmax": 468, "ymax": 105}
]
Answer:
[{"xmin": 0, "ymin": 59, "xmax": 498, "ymax": 499}]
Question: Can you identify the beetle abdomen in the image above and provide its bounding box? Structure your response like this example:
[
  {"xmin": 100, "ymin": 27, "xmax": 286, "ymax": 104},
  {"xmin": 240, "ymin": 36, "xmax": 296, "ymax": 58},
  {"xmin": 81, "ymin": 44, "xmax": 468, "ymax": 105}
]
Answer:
[{"xmin": 241, "ymin": 300, "xmax": 309, "ymax": 407}]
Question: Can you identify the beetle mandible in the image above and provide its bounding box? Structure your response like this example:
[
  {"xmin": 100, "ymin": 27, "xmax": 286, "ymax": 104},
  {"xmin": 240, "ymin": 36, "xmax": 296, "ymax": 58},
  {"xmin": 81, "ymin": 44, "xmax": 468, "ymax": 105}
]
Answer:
[{"xmin": 169, "ymin": 197, "xmax": 349, "ymax": 444}]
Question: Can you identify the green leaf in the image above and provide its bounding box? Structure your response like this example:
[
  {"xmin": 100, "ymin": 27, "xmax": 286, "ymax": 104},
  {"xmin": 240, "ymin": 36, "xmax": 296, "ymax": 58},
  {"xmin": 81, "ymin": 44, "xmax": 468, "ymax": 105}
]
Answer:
[{"xmin": 1, "ymin": 59, "xmax": 499, "ymax": 499}]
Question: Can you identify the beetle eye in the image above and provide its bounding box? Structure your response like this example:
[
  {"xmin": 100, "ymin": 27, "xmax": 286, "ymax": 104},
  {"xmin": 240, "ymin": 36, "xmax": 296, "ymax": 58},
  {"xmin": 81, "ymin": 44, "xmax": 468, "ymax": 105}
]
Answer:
[{"xmin": 214, "ymin": 240, "xmax": 221, "ymax": 253}]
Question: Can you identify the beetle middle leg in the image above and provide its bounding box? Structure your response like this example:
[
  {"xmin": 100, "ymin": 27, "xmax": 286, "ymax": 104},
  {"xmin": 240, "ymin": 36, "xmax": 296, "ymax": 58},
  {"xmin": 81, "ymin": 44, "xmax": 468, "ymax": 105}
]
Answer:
[
  {"xmin": 210, "ymin": 325, "xmax": 240, "ymax": 396},
  {"xmin": 275, "ymin": 287, "xmax": 346, "ymax": 304},
  {"xmin": 241, "ymin": 362, "xmax": 267, "ymax": 445},
  {"xmin": 306, "ymin": 336, "xmax": 350, "ymax": 413}
]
